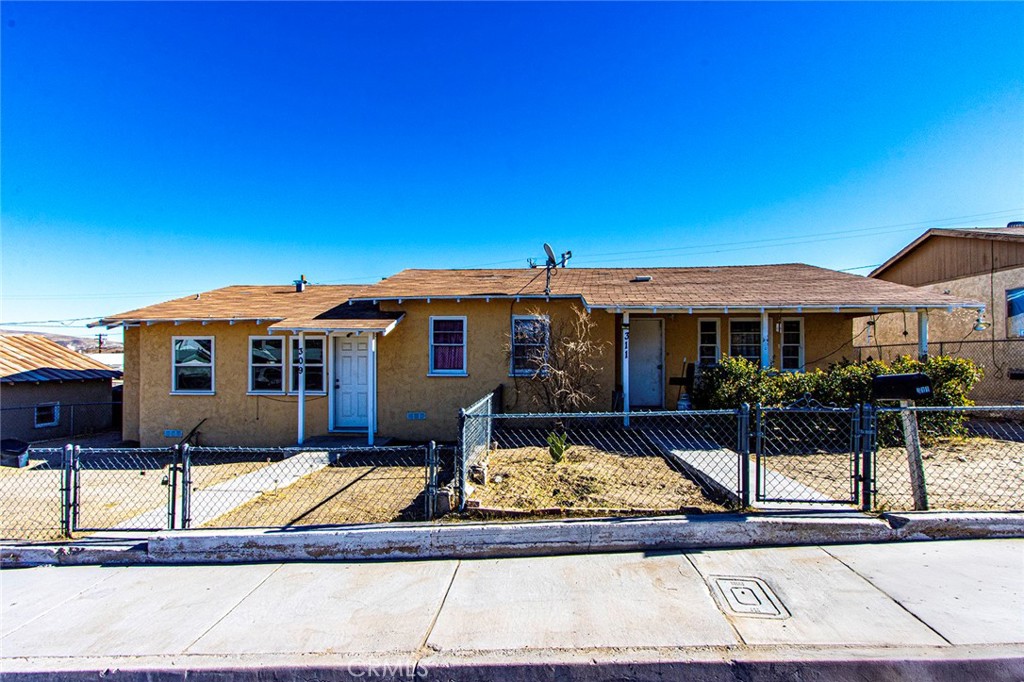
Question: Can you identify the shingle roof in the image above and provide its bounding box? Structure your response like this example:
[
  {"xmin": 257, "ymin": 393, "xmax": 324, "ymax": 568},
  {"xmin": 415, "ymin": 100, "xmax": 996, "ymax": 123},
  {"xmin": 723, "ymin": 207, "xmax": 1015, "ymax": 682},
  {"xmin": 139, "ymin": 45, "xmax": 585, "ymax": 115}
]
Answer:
[
  {"xmin": 0, "ymin": 334, "xmax": 122, "ymax": 383},
  {"xmin": 350, "ymin": 264, "xmax": 981, "ymax": 310},
  {"xmin": 870, "ymin": 226, "xmax": 1024, "ymax": 278}
]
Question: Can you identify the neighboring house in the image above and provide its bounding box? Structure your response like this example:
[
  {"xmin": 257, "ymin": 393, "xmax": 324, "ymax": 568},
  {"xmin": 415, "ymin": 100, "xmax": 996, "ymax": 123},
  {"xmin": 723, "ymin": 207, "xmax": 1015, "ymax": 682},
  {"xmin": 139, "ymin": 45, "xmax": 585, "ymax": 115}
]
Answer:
[
  {"xmin": 0, "ymin": 334, "xmax": 123, "ymax": 443},
  {"xmin": 95, "ymin": 264, "xmax": 982, "ymax": 447},
  {"xmin": 855, "ymin": 224, "xmax": 1024, "ymax": 404}
]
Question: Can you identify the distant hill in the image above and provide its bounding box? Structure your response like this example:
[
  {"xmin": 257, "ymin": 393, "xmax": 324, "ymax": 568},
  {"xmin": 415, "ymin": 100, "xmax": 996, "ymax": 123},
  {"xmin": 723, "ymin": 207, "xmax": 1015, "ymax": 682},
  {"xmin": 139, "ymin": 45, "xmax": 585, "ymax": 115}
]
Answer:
[{"xmin": 0, "ymin": 329, "xmax": 124, "ymax": 354}]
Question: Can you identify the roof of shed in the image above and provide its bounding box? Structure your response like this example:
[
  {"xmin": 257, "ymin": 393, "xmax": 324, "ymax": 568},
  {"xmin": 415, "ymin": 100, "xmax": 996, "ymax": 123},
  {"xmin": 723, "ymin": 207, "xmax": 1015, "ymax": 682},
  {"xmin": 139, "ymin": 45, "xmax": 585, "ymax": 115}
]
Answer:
[
  {"xmin": 870, "ymin": 226, "xmax": 1024, "ymax": 278},
  {"xmin": 0, "ymin": 334, "xmax": 122, "ymax": 383}
]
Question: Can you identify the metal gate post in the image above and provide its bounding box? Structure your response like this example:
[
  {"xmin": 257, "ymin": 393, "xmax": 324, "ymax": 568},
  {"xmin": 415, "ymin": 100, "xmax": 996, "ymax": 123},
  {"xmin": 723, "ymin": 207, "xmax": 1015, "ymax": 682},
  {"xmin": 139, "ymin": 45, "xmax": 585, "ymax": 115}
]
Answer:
[
  {"xmin": 753, "ymin": 404, "xmax": 764, "ymax": 503},
  {"xmin": 850, "ymin": 405, "xmax": 861, "ymax": 502},
  {"xmin": 738, "ymin": 404, "xmax": 751, "ymax": 508},
  {"xmin": 70, "ymin": 445, "xmax": 81, "ymax": 533},
  {"xmin": 180, "ymin": 444, "xmax": 192, "ymax": 529},
  {"xmin": 425, "ymin": 441, "xmax": 437, "ymax": 520},
  {"xmin": 860, "ymin": 404, "xmax": 876, "ymax": 511},
  {"xmin": 60, "ymin": 444, "xmax": 73, "ymax": 537},
  {"xmin": 167, "ymin": 445, "xmax": 179, "ymax": 530},
  {"xmin": 457, "ymin": 409, "xmax": 467, "ymax": 511}
]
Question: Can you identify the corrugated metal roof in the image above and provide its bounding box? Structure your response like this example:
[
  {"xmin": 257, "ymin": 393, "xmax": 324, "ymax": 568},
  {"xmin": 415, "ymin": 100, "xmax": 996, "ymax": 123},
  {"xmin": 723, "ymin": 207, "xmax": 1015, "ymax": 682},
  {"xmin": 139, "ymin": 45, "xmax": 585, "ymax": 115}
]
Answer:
[{"xmin": 0, "ymin": 334, "xmax": 122, "ymax": 383}]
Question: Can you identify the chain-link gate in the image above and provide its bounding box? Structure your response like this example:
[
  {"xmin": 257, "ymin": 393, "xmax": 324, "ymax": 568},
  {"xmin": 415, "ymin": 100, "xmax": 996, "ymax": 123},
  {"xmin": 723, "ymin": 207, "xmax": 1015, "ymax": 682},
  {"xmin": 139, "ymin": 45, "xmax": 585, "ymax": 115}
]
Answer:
[{"xmin": 754, "ymin": 400, "xmax": 867, "ymax": 506}]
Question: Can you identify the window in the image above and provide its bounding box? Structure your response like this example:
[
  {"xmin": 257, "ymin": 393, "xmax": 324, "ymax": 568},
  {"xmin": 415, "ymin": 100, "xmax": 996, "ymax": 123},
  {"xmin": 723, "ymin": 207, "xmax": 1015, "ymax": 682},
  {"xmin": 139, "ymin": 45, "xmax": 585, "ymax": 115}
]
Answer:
[
  {"xmin": 1008, "ymin": 288, "xmax": 1024, "ymax": 338},
  {"xmin": 510, "ymin": 315, "xmax": 549, "ymax": 376},
  {"xmin": 290, "ymin": 336, "xmax": 326, "ymax": 393},
  {"xmin": 729, "ymin": 320, "xmax": 761, "ymax": 364},
  {"xmin": 780, "ymin": 319, "xmax": 804, "ymax": 371},
  {"xmin": 172, "ymin": 337, "xmax": 215, "ymax": 393},
  {"xmin": 249, "ymin": 337, "xmax": 285, "ymax": 393},
  {"xmin": 34, "ymin": 403, "xmax": 59, "ymax": 428},
  {"xmin": 697, "ymin": 319, "xmax": 720, "ymax": 366},
  {"xmin": 429, "ymin": 317, "xmax": 466, "ymax": 374}
]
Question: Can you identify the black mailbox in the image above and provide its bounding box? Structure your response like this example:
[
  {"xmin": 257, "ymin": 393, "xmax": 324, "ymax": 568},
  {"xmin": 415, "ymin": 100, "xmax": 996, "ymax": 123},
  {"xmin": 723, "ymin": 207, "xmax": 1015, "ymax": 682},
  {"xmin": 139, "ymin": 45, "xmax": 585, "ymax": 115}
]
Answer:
[{"xmin": 872, "ymin": 373, "xmax": 933, "ymax": 401}]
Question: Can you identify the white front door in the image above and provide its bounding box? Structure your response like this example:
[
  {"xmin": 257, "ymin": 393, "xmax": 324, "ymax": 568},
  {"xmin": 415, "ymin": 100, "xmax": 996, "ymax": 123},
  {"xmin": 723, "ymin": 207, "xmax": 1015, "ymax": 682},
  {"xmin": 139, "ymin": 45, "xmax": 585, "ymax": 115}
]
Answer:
[
  {"xmin": 629, "ymin": 318, "xmax": 664, "ymax": 408},
  {"xmin": 333, "ymin": 337, "xmax": 369, "ymax": 429}
]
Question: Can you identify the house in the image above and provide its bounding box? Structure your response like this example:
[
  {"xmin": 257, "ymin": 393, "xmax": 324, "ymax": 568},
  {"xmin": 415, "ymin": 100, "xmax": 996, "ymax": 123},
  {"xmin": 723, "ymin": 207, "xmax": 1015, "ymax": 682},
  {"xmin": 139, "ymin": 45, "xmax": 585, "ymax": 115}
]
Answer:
[
  {"xmin": 95, "ymin": 264, "xmax": 983, "ymax": 446},
  {"xmin": 855, "ymin": 223, "xmax": 1024, "ymax": 404},
  {"xmin": 0, "ymin": 334, "xmax": 123, "ymax": 443}
]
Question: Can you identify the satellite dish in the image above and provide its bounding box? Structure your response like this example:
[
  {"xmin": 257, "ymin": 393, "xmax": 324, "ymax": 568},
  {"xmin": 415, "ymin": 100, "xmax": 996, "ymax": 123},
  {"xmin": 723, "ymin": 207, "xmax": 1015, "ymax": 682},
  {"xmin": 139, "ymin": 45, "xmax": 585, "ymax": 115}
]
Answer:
[{"xmin": 543, "ymin": 243, "xmax": 557, "ymax": 267}]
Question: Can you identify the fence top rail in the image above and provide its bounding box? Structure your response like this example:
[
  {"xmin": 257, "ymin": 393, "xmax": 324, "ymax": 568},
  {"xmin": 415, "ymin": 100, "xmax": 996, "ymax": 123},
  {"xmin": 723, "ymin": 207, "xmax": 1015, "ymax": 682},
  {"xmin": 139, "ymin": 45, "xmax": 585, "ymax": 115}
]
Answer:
[
  {"xmin": 463, "ymin": 392, "xmax": 497, "ymax": 416},
  {"xmin": 23, "ymin": 447, "xmax": 66, "ymax": 454},
  {"xmin": 75, "ymin": 447, "xmax": 177, "ymax": 455},
  {"xmin": 759, "ymin": 406, "xmax": 862, "ymax": 414},
  {"xmin": 875, "ymin": 404, "xmax": 1024, "ymax": 414},
  {"xmin": 466, "ymin": 408, "xmax": 742, "ymax": 420},
  {"xmin": 187, "ymin": 444, "xmax": 427, "ymax": 454}
]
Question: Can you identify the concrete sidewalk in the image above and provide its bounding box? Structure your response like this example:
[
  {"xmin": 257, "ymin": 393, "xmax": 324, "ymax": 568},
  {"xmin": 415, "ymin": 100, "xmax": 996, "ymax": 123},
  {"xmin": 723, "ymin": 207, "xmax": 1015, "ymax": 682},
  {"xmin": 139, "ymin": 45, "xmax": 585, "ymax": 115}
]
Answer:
[{"xmin": 2, "ymin": 538, "xmax": 1022, "ymax": 681}]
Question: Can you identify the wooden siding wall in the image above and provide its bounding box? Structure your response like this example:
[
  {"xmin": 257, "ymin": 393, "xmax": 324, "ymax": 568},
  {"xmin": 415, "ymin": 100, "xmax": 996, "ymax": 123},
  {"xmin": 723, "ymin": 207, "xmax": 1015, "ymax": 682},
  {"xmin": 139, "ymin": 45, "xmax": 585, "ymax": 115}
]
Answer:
[{"xmin": 878, "ymin": 235, "xmax": 1024, "ymax": 287}]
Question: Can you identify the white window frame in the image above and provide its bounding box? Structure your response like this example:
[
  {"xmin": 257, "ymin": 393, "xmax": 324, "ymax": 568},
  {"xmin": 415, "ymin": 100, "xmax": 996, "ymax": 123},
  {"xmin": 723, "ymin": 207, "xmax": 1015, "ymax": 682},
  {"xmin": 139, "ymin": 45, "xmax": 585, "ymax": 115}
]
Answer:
[
  {"xmin": 289, "ymin": 335, "xmax": 327, "ymax": 394},
  {"xmin": 1007, "ymin": 287, "xmax": 1024, "ymax": 338},
  {"xmin": 729, "ymin": 318, "xmax": 762, "ymax": 364},
  {"xmin": 697, "ymin": 318, "xmax": 720, "ymax": 366},
  {"xmin": 171, "ymin": 336, "xmax": 216, "ymax": 395},
  {"xmin": 248, "ymin": 336, "xmax": 286, "ymax": 394},
  {"xmin": 428, "ymin": 316, "xmax": 468, "ymax": 376},
  {"xmin": 510, "ymin": 314, "xmax": 550, "ymax": 377},
  {"xmin": 34, "ymin": 402, "xmax": 60, "ymax": 428},
  {"xmin": 779, "ymin": 317, "xmax": 805, "ymax": 372}
]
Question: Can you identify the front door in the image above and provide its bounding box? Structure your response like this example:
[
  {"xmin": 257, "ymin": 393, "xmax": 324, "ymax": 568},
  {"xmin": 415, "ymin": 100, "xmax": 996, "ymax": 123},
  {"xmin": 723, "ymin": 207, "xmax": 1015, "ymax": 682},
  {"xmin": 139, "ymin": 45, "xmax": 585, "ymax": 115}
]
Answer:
[
  {"xmin": 333, "ymin": 337, "xmax": 369, "ymax": 429},
  {"xmin": 629, "ymin": 318, "xmax": 664, "ymax": 408}
]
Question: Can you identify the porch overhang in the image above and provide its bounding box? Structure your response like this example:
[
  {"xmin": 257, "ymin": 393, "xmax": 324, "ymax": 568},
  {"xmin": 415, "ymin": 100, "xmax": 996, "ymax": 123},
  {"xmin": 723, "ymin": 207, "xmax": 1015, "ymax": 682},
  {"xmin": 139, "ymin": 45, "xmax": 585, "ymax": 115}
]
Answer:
[{"xmin": 267, "ymin": 314, "xmax": 405, "ymax": 336}]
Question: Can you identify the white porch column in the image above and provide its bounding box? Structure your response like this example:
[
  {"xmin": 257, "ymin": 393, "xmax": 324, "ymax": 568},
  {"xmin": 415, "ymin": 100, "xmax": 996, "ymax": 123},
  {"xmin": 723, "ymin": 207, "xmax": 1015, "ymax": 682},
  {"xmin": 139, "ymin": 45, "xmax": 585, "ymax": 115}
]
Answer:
[
  {"xmin": 621, "ymin": 312, "xmax": 630, "ymax": 426},
  {"xmin": 917, "ymin": 310, "xmax": 929, "ymax": 360},
  {"xmin": 368, "ymin": 333, "xmax": 377, "ymax": 445},
  {"xmin": 297, "ymin": 331, "xmax": 306, "ymax": 445},
  {"xmin": 760, "ymin": 309, "xmax": 771, "ymax": 369}
]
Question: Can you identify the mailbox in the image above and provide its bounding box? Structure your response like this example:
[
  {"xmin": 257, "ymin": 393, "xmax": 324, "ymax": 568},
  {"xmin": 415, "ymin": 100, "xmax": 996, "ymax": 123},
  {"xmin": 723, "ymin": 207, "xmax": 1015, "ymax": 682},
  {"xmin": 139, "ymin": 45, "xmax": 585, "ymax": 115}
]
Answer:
[{"xmin": 872, "ymin": 373, "xmax": 933, "ymax": 401}]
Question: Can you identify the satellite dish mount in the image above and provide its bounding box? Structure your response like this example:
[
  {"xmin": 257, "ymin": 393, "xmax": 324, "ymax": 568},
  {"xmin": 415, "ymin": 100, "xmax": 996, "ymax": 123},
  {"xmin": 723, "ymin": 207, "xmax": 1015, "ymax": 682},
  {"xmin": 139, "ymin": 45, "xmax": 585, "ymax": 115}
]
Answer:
[{"xmin": 540, "ymin": 243, "xmax": 572, "ymax": 296}]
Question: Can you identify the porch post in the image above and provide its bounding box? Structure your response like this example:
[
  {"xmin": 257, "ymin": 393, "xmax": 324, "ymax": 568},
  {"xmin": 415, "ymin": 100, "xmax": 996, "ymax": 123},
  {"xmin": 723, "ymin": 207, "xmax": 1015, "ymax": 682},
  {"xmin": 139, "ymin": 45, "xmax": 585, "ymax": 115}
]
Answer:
[
  {"xmin": 368, "ymin": 333, "xmax": 377, "ymax": 445},
  {"xmin": 621, "ymin": 311, "xmax": 630, "ymax": 426},
  {"xmin": 917, "ymin": 310, "xmax": 929, "ymax": 360},
  {"xmin": 760, "ymin": 309, "xmax": 771, "ymax": 369},
  {"xmin": 297, "ymin": 331, "xmax": 306, "ymax": 445}
]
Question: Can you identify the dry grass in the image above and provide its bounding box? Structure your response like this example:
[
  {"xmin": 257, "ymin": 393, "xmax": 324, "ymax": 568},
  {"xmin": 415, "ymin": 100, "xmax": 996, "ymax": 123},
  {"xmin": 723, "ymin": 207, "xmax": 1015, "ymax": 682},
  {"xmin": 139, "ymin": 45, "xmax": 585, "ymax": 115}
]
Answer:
[
  {"xmin": 761, "ymin": 437, "xmax": 1024, "ymax": 511},
  {"xmin": 200, "ymin": 462, "xmax": 427, "ymax": 527},
  {"xmin": 0, "ymin": 460, "xmax": 64, "ymax": 541},
  {"xmin": 468, "ymin": 445, "xmax": 723, "ymax": 513}
]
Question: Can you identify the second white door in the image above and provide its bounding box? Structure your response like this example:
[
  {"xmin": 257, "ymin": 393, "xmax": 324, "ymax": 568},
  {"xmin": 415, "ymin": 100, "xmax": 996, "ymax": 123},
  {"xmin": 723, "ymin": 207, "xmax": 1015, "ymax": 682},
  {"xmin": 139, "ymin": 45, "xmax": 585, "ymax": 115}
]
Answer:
[
  {"xmin": 629, "ymin": 318, "xmax": 664, "ymax": 408},
  {"xmin": 334, "ymin": 338, "xmax": 369, "ymax": 429}
]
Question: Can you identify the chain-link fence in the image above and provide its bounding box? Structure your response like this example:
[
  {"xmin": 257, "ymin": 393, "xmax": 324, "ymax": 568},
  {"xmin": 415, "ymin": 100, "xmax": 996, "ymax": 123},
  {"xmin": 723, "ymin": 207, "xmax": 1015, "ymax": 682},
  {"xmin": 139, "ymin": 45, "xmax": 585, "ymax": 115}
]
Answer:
[
  {"xmin": 0, "ymin": 401, "xmax": 123, "ymax": 446},
  {"xmin": 873, "ymin": 405, "xmax": 1024, "ymax": 512},
  {"xmin": 0, "ymin": 442, "xmax": 443, "ymax": 541},
  {"xmin": 457, "ymin": 388, "xmax": 502, "ymax": 507},
  {"xmin": 854, "ymin": 339, "xmax": 1024, "ymax": 405},
  {"xmin": 459, "ymin": 409, "xmax": 746, "ymax": 515}
]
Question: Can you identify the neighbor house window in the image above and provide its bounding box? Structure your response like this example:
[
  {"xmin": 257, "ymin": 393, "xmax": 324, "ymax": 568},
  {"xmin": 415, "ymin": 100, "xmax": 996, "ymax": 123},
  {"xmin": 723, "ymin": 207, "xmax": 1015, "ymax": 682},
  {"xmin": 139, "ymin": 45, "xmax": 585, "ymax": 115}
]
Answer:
[
  {"xmin": 249, "ymin": 337, "xmax": 285, "ymax": 393},
  {"xmin": 780, "ymin": 319, "xmax": 804, "ymax": 371},
  {"xmin": 1008, "ymin": 288, "xmax": 1024, "ymax": 338},
  {"xmin": 290, "ymin": 336, "xmax": 326, "ymax": 393},
  {"xmin": 429, "ymin": 317, "xmax": 466, "ymax": 374},
  {"xmin": 510, "ymin": 315, "xmax": 549, "ymax": 376},
  {"xmin": 729, "ymin": 319, "xmax": 761, "ymax": 364},
  {"xmin": 172, "ymin": 337, "xmax": 215, "ymax": 393},
  {"xmin": 34, "ymin": 403, "xmax": 59, "ymax": 428},
  {"xmin": 697, "ymin": 319, "xmax": 720, "ymax": 366}
]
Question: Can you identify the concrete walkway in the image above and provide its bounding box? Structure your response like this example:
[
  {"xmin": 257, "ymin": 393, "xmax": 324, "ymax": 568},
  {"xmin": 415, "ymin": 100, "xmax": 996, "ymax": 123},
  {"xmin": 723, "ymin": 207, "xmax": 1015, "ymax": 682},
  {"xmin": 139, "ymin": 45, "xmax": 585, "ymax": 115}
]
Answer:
[{"xmin": 2, "ymin": 538, "xmax": 1021, "ymax": 680}]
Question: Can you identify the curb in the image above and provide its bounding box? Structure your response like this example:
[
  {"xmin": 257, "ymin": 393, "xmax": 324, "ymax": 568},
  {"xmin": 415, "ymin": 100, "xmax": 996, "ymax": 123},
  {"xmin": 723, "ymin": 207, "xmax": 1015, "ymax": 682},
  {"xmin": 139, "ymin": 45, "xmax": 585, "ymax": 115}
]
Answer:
[
  {"xmin": 3, "ymin": 511, "xmax": 1022, "ymax": 567},
  {"xmin": 2, "ymin": 645, "xmax": 1023, "ymax": 681}
]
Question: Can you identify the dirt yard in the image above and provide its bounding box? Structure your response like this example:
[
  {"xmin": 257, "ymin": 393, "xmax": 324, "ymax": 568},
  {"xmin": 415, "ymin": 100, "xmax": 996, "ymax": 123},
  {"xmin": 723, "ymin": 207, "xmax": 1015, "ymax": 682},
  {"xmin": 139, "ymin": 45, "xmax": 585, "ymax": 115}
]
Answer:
[
  {"xmin": 761, "ymin": 436, "xmax": 1024, "ymax": 511},
  {"xmin": 467, "ymin": 445, "xmax": 723, "ymax": 514},
  {"xmin": 199, "ymin": 462, "xmax": 427, "ymax": 527}
]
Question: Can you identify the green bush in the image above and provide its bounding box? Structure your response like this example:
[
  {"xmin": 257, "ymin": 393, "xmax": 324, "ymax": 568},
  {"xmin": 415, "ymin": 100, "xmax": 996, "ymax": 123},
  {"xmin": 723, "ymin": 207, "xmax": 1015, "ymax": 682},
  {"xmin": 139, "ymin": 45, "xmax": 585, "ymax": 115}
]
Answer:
[{"xmin": 691, "ymin": 355, "xmax": 982, "ymax": 410}]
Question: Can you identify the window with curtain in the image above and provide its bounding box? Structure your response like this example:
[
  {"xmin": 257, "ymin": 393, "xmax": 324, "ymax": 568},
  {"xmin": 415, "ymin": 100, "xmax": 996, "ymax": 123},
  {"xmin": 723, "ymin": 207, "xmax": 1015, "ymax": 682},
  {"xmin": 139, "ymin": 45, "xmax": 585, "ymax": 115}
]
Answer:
[
  {"xmin": 729, "ymin": 320, "xmax": 761, "ymax": 364},
  {"xmin": 1008, "ymin": 288, "xmax": 1024, "ymax": 338},
  {"xmin": 430, "ymin": 317, "xmax": 466, "ymax": 374},
  {"xmin": 511, "ymin": 316, "xmax": 549, "ymax": 375}
]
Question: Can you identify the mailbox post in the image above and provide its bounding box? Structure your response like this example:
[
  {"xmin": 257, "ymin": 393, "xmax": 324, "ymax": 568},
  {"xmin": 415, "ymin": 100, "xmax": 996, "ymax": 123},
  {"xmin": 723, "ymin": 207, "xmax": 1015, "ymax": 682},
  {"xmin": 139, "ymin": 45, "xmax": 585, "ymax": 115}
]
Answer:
[{"xmin": 872, "ymin": 373, "xmax": 933, "ymax": 511}]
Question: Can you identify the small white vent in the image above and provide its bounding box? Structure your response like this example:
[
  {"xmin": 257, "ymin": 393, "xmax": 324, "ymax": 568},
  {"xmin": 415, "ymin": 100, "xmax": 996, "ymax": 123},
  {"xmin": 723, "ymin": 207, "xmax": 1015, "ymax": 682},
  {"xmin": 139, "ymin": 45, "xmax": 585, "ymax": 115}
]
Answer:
[{"xmin": 631, "ymin": 275, "xmax": 652, "ymax": 283}]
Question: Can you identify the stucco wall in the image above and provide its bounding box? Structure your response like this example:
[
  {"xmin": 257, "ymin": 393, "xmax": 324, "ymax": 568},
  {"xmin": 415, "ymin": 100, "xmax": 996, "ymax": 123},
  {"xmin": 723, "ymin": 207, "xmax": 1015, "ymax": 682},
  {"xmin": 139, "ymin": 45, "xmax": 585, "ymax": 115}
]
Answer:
[
  {"xmin": 134, "ymin": 321, "xmax": 330, "ymax": 447},
  {"xmin": 122, "ymin": 325, "xmax": 141, "ymax": 442},
  {"xmin": 0, "ymin": 380, "xmax": 115, "ymax": 443}
]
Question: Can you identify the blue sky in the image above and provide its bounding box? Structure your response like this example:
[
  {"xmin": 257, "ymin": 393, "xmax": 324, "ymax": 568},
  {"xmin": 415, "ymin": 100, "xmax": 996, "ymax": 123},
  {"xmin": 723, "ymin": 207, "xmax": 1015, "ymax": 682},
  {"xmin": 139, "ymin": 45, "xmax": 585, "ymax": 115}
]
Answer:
[{"xmin": 2, "ymin": 1, "xmax": 1022, "ymax": 342}]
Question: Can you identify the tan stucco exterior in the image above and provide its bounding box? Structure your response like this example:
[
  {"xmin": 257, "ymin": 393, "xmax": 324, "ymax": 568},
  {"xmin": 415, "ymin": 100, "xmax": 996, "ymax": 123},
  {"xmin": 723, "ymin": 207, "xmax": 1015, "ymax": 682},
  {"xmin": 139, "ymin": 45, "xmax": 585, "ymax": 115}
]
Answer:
[{"xmin": 123, "ymin": 302, "xmax": 859, "ymax": 446}]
